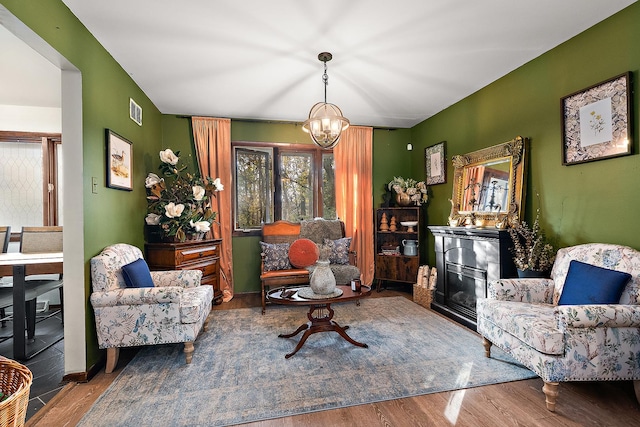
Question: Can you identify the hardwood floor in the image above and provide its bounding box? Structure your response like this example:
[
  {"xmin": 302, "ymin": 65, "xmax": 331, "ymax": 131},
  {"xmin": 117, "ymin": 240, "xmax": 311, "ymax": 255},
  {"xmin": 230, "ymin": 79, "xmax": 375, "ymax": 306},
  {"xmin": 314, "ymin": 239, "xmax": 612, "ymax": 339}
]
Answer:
[{"xmin": 27, "ymin": 289, "xmax": 640, "ymax": 427}]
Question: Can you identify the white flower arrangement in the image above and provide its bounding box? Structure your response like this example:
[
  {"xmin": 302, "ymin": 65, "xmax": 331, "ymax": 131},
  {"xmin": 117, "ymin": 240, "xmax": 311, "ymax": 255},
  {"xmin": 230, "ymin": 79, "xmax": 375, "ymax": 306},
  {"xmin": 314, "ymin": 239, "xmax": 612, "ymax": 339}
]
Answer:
[{"xmin": 145, "ymin": 148, "xmax": 223, "ymax": 241}]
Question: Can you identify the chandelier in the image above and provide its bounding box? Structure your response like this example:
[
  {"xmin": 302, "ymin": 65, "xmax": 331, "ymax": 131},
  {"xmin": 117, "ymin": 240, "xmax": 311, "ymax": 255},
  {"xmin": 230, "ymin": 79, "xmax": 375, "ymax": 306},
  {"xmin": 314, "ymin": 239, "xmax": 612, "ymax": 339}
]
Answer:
[{"xmin": 302, "ymin": 52, "xmax": 350, "ymax": 149}]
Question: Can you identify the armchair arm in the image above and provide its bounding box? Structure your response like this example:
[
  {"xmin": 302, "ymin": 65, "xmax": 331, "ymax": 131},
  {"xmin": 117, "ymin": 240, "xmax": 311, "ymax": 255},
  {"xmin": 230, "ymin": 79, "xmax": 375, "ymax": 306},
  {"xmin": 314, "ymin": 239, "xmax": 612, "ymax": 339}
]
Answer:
[
  {"xmin": 150, "ymin": 270, "xmax": 202, "ymax": 288},
  {"xmin": 90, "ymin": 286, "xmax": 183, "ymax": 308},
  {"xmin": 487, "ymin": 278, "xmax": 555, "ymax": 303},
  {"xmin": 260, "ymin": 252, "xmax": 266, "ymax": 274},
  {"xmin": 557, "ymin": 304, "xmax": 640, "ymax": 328}
]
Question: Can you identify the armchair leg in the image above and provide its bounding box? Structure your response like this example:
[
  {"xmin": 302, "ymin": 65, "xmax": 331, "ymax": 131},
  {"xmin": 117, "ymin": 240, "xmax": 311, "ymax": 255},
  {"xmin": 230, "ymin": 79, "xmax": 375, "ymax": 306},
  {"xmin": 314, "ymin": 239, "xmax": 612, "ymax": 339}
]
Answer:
[
  {"xmin": 482, "ymin": 337, "xmax": 492, "ymax": 358},
  {"xmin": 542, "ymin": 381, "xmax": 559, "ymax": 411},
  {"xmin": 634, "ymin": 380, "xmax": 640, "ymax": 405},
  {"xmin": 184, "ymin": 341, "xmax": 195, "ymax": 364},
  {"xmin": 105, "ymin": 347, "xmax": 120, "ymax": 374},
  {"xmin": 261, "ymin": 283, "xmax": 266, "ymax": 315}
]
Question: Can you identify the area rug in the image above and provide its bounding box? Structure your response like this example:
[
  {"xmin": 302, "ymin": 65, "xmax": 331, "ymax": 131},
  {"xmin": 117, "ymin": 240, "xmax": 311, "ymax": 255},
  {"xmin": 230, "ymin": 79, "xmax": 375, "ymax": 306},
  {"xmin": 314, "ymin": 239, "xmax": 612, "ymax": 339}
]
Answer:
[{"xmin": 78, "ymin": 297, "xmax": 536, "ymax": 426}]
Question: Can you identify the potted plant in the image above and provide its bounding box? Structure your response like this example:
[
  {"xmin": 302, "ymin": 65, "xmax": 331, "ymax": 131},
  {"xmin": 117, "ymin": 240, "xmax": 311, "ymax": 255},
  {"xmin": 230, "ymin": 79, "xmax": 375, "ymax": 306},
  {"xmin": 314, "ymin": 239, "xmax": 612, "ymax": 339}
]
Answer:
[
  {"xmin": 388, "ymin": 176, "xmax": 429, "ymax": 206},
  {"xmin": 508, "ymin": 209, "xmax": 556, "ymax": 278},
  {"xmin": 144, "ymin": 148, "xmax": 223, "ymax": 242}
]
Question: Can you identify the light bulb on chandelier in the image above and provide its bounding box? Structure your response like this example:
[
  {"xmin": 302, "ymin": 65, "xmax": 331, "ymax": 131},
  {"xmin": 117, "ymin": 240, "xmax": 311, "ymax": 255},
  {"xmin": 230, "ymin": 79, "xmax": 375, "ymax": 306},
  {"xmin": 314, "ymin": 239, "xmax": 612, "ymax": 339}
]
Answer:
[{"xmin": 302, "ymin": 52, "xmax": 350, "ymax": 149}]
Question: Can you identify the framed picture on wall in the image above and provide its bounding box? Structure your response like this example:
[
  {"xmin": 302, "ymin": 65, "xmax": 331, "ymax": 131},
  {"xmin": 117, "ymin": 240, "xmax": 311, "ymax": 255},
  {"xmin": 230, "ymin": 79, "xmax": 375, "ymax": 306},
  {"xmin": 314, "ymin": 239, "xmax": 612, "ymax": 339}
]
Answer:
[
  {"xmin": 106, "ymin": 129, "xmax": 133, "ymax": 191},
  {"xmin": 561, "ymin": 72, "xmax": 632, "ymax": 165},
  {"xmin": 425, "ymin": 141, "xmax": 446, "ymax": 185}
]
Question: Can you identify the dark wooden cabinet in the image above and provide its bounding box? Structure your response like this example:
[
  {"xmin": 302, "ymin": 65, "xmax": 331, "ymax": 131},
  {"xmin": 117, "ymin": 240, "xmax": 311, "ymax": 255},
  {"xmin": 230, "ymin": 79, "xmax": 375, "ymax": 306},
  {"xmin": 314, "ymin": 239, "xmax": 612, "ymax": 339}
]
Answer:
[
  {"xmin": 374, "ymin": 207, "xmax": 422, "ymax": 288},
  {"xmin": 145, "ymin": 238, "xmax": 223, "ymax": 303},
  {"xmin": 428, "ymin": 226, "xmax": 516, "ymax": 330}
]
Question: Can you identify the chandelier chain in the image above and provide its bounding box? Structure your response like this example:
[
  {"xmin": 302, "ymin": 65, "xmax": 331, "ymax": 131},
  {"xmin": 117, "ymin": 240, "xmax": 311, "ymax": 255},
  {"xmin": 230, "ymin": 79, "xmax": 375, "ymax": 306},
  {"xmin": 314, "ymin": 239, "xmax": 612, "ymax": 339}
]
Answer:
[{"xmin": 322, "ymin": 62, "xmax": 328, "ymax": 103}]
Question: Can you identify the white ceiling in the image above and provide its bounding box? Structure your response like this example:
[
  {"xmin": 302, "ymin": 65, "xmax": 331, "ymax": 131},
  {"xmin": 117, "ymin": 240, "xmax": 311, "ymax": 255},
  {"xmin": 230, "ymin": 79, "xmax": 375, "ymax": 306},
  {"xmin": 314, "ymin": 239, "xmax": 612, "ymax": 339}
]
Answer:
[{"xmin": 4, "ymin": 1, "xmax": 637, "ymax": 128}]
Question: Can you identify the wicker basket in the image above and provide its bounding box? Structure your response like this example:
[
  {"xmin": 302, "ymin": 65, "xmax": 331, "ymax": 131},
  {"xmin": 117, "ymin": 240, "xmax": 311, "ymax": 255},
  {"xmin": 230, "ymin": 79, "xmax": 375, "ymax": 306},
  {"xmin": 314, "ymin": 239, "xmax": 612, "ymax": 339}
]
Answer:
[
  {"xmin": 413, "ymin": 265, "xmax": 435, "ymax": 309},
  {"xmin": 0, "ymin": 357, "xmax": 33, "ymax": 427},
  {"xmin": 413, "ymin": 283, "xmax": 434, "ymax": 309}
]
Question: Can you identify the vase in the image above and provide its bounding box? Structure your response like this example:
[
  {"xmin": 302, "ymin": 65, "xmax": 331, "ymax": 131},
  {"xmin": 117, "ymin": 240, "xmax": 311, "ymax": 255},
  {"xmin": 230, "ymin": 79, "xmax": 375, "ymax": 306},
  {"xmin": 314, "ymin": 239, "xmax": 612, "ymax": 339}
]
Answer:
[
  {"xmin": 517, "ymin": 268, "xmax": 549, "ymax": 279},
  {"xmin": 395, "ymin": 192, "xmax": 412, "ymax": 206},
  {"xmin": 310, "ymin": 260, "xmax": 336, "ymax": 295}
]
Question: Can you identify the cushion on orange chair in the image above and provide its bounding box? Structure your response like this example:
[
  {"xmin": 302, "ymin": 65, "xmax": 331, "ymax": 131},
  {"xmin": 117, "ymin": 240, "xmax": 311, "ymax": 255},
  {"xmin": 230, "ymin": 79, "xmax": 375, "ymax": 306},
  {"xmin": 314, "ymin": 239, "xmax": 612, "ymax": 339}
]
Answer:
[{"xmin": 288, "ymin": 238, "xmax": 319, "ymax": 268}]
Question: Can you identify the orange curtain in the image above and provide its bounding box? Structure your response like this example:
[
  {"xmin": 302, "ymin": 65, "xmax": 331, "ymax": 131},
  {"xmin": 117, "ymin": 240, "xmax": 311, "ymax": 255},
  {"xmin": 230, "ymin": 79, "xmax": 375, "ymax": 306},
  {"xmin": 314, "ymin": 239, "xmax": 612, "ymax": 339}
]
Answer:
[
  {"xmin": 191, "ymin": 117, "xmax": 234, "ymax": 302},
  {"xmin": 334, "ymin": 126, "xmax": 375, "ymax": 286}
]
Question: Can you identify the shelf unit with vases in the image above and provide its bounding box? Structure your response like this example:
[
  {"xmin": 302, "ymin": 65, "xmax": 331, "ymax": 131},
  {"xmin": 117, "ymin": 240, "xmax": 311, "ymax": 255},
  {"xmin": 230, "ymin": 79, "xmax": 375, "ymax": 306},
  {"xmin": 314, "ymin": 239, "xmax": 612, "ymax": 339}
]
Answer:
[{"xmin": 374, "ymin": 207, "xmax": 422, "ymax": 291}]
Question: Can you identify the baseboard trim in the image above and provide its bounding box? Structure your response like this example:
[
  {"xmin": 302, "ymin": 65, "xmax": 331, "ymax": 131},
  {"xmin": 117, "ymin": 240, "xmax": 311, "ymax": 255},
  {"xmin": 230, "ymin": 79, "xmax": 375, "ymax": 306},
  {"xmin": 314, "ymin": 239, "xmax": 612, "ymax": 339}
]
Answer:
[{"xmin": 62, "ymin": 358, "xmax": 103, "ymax": 383}]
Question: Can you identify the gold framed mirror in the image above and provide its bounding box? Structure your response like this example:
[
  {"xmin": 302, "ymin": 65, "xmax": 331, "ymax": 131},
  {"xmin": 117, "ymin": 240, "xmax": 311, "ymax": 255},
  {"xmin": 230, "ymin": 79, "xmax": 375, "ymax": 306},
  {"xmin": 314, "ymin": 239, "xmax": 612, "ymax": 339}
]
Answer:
[{"xmin": 448, "ymin": 136, "xmax": 527, "ymax": 228}]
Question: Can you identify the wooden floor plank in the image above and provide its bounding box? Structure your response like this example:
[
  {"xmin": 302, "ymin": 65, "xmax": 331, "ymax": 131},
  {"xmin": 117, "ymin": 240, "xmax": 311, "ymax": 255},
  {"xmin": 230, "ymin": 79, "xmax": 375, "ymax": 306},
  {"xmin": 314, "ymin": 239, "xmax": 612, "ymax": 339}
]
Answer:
[{"xmin": 28, "ymin": 290, "xmax": 640, "ymax": 426}]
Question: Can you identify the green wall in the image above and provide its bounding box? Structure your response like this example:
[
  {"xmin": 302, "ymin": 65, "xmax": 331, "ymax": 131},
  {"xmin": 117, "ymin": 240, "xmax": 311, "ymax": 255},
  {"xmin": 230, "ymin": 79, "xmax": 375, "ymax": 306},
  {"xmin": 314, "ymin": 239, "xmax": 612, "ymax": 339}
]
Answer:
[
  {"xmin": 3, "ymin": 1, "xmax": 164, "ymax": 369},
  {"xmin": 411, "ymin": 3, "xmax": 640, "ymax": 266}
]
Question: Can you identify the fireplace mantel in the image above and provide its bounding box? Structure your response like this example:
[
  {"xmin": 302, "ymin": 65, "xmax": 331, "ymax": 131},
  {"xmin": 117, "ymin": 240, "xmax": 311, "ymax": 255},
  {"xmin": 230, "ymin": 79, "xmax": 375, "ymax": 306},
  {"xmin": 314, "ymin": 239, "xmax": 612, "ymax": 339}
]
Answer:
[{"xmin": 428, "ymin": 226, "xmax": 517, "ymax": 330}]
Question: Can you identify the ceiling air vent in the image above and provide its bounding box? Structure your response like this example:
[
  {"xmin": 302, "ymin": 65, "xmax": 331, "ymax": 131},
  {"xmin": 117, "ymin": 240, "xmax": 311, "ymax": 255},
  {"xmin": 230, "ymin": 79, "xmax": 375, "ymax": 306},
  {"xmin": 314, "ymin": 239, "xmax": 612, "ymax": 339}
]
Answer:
[{"xmin": 129, "ymin": 98, "xmax": 142, "ymax": 126}]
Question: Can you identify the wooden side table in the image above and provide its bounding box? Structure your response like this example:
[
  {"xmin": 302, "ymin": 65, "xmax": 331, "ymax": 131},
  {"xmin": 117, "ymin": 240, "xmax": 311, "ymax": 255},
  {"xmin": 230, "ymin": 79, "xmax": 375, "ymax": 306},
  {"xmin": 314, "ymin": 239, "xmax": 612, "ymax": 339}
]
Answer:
[{"xmin": 145, "ymin": 238, "xmax": 223, "ymax": 304}]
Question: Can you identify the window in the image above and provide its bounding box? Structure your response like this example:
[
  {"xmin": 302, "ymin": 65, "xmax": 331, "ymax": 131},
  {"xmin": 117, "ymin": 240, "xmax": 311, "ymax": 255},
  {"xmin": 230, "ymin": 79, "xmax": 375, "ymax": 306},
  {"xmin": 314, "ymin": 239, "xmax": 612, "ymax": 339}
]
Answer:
[
  {"xmin": 233, "ymin": 142, "xmax": 335, "ymax": 235},
  {"xmin": 0, "ymin": 131, "xmax": 63, "ymax": 234}
]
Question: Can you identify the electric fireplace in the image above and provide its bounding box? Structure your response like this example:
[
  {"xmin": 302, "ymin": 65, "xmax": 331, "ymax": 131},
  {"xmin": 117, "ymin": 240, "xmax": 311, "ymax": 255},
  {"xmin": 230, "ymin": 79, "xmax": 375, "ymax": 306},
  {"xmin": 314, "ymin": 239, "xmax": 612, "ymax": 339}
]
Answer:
[{"xmin": 428, "ymin": 226, "xmax": 517, "ymax": 330}]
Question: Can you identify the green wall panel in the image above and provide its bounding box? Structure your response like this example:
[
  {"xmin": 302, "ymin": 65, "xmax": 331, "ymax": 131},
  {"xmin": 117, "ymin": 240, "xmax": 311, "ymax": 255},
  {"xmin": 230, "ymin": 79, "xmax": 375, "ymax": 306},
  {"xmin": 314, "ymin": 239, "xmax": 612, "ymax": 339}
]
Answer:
[
  {"xmin": 411, "ymin": 3, "xmax": 640, "ymax": 268},
  {"xmin": 371, "ymin": 128, "xmax": 413, "ymax": 207}
]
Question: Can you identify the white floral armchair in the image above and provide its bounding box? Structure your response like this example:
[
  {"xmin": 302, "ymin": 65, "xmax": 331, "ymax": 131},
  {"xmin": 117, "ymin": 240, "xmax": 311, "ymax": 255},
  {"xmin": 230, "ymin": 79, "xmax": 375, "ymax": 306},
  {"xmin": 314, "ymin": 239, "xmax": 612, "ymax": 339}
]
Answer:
[
  {"xmin": 477, "ymin": 243, "xmax": 640, "ymax": 411},
  {"xmin": 90, "ymin": 244, "xmax": 212, "ymax": 373}
]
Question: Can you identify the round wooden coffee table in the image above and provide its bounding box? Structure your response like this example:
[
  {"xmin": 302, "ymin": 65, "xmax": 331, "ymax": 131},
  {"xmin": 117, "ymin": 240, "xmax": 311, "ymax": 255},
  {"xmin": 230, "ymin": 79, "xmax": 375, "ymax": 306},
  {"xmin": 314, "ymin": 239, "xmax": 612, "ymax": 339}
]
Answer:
[{"xmin": 267, "ymin": 285, "xmax": 371, "ymax": 358}]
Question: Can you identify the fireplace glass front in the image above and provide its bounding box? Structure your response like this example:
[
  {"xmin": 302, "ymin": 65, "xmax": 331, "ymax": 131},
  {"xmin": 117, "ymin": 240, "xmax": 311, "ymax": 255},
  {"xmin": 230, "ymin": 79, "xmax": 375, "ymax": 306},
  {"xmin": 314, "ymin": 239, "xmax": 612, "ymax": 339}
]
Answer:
[{"xmin": 445, "ymin": 262, "xmax": 487, "ymax": 321}]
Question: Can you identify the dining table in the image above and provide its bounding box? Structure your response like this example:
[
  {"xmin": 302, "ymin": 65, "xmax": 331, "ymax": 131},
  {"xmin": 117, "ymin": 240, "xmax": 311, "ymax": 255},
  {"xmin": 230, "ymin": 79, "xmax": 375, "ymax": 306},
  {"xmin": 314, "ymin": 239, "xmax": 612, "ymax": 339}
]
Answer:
[{"xmin": 0, "ymin": 252, "xmax": 64, "ymax": 360}]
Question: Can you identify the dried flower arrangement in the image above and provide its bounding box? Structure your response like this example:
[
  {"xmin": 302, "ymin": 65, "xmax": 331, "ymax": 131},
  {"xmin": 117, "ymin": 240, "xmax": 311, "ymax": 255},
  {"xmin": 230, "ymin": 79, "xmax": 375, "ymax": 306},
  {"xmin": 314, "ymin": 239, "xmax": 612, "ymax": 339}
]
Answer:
[
  {"xmin": 388, "ymin": 176, "xmax": 429, "ymax": 206},
  {"xmin": 508, "ymin": 209, "xmax": 556, "ymax": 273}
]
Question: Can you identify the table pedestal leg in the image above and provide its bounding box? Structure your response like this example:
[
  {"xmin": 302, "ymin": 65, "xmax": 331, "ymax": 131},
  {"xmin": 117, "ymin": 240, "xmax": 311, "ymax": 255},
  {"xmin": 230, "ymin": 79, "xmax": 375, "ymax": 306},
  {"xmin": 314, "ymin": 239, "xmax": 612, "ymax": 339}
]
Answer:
[
  {"xmin": 279, "ymin": 303, "xmax": 368, "ymax": 358},
  {"xmin": 13, "ymin": 265, "xmax": 26, "ymax": 360}
]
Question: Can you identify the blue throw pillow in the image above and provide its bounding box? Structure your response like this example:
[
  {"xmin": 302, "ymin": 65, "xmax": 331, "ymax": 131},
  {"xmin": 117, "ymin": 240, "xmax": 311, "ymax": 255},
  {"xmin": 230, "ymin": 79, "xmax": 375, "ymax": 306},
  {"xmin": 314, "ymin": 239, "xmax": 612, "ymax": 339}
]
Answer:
[
  {"xmin": 121, "ymin": 258, "xmax": 155, "ymax": 288},
  {"xmin": 558, "ymin": 260, "xmax": 631, "ymax": 305}
]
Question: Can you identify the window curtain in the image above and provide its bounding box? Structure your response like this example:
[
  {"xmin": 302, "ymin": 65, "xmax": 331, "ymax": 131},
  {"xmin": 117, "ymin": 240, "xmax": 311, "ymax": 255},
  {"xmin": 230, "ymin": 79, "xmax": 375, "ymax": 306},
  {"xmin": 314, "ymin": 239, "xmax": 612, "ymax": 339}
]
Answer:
[
  {"xmin": 334, "ymin": 126, "xmax": 375, "ymax": 286},
  {"xmin": 191, "ymin": 117, "xmax": 234, "ymax": 302},
  {"xmin": 462, "ymin": 165, "xmax": 485, "ymax": 211}
]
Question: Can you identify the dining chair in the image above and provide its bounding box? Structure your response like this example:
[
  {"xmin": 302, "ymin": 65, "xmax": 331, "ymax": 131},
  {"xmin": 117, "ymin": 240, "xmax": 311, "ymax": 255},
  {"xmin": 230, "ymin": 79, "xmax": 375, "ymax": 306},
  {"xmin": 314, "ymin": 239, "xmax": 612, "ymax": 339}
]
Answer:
[
  {"xmin": 0, "ymin": 226, "xmax": 11, "ymax": 327},
  {"xmin": 0, "ymin": 226, "xmax": 9, "ymax": 253},
  {"xmin": 20, "ymin": 226, "xmax": 64, "ymax": 339}
]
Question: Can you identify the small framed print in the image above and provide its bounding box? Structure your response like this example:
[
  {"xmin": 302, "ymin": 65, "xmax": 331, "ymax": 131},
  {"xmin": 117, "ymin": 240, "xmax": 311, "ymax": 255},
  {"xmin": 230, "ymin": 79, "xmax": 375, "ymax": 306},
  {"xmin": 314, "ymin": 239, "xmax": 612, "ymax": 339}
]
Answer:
[
  {"xmin": 106, "ymin": 129, "xmax": 133, "ymax": 191},
  {"xmin": 425, "ymin": 141, "xmax": 446, "ymax": 185},
  {"xmin": 561, "ymin": 72, "xmax": 632, "ymax": 165}
]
